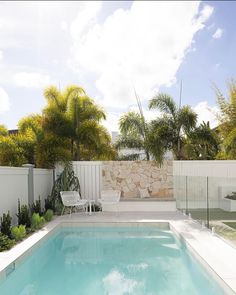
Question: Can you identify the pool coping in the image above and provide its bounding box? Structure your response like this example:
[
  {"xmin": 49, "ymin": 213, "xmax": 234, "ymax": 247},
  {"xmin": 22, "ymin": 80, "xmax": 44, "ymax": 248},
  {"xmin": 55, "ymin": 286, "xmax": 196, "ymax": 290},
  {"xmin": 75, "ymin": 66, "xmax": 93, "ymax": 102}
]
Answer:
[{"xmin": 0, "ymin": 214, "xmax": 235, "ymax": 294}]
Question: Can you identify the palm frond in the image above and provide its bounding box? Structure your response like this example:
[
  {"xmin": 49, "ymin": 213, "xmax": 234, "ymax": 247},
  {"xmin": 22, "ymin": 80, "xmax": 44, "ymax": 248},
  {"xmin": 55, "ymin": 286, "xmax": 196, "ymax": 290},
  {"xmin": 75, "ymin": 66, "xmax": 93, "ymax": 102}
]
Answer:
[{"xmin": 149, "ymin": 93, "xmax": 177, "ymax": 116}]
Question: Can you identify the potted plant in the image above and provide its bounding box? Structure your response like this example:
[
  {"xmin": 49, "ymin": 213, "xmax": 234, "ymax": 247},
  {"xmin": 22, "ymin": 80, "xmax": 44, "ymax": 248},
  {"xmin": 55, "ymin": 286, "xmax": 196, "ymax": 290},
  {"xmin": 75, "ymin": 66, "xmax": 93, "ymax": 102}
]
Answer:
[{"xmin": 223, "ymin": 192, "xmax": 236, "ymax": 212}]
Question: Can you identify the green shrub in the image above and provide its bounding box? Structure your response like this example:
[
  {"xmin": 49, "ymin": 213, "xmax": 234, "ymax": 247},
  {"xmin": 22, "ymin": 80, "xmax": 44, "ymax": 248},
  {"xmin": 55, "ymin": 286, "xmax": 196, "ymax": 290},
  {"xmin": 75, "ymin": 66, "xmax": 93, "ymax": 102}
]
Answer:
[
  {"xmin": 11, "ymin": 225, "xmax": 26, "ymax": 241},
  {"xmin": 54, "ymin": 202, "xmax": 63, "ymax": 215},
  {"xmin": 31, "ymin": 213, "xmax": 45, "ymax": 231},
  {"xmin": 50, "ymin": 163, "xmax": 80, "ymax": 214},
  {"xmin": 44, "ymin": 209, "xmax": 53, "ymax": 222},
  {"xmin": 45, "ymin": 195, "xmax": 55, "ymax": 212},
  {"xmin": 31, "ymin": 196, "xmax": 42, "ymax": 216},
  {"xmin": 0, "ymin": 211, "xmax": 12, "ymax": 237},
  {"xmin": 0, "ymin": 233, "xmax": 15, "ymax": 251},
  {"xmin": 17, "ymin": 199, "xmax": 31, "ymax": 228}
]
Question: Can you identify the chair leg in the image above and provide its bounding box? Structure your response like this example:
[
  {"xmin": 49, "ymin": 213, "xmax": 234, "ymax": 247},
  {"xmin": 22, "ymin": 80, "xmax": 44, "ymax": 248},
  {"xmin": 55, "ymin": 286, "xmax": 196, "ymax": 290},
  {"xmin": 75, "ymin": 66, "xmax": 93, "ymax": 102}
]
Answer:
[
  {"xmin": 61, "ymin": 206, "xmax": 65, "ymax": 216},
  {"xmin": 70, "ymin": 206, "xmax": 72, "ymax": 217}
]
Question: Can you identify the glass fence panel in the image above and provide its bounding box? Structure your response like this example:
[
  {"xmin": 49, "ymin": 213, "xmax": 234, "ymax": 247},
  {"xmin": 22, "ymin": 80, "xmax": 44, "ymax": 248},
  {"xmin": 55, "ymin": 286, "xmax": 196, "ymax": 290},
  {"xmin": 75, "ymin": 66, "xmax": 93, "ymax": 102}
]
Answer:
[
  {"xmin": 174, "ymin": 175, "xmax": 236, "ymax": 246},
  {"xmin": 186, "ymin": 176, "xmax": 208, "ymax": 226},
  {"xmin": 174, "ymin": 175, "xmax": 187, "ymax": 212},
  {"xmin": 208, "ymin": 176, "xmax": 236, "ymax": 247}
]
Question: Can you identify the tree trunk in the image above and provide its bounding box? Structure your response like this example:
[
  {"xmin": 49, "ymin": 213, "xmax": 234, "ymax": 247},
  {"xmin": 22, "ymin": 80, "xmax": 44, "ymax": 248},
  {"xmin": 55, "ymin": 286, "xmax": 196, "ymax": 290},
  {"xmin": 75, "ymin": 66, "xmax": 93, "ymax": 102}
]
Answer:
[
  {"xmin": 71, "ymin": 139, "xmax": 74, "ymax": 160},
  {"xmin": 75, "ymin": 143, "xmax": 80, "ymax": 161}
]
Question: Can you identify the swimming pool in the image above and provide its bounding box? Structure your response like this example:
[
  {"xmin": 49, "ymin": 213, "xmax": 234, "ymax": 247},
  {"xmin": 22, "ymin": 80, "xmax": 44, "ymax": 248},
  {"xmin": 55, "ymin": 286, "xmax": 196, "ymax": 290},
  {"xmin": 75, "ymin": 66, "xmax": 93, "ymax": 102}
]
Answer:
[{"xmin": 0, "ymin": 226, "xmax": 228, "ymax": 295}]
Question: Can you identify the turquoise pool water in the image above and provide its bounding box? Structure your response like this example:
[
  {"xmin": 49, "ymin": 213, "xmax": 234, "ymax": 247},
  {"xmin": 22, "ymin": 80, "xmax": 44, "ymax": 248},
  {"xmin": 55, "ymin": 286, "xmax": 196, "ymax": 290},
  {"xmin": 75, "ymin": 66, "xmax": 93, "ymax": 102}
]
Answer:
[{"xmin": 0, "ymin": 227, "xmax": 227, "ymax": 295}]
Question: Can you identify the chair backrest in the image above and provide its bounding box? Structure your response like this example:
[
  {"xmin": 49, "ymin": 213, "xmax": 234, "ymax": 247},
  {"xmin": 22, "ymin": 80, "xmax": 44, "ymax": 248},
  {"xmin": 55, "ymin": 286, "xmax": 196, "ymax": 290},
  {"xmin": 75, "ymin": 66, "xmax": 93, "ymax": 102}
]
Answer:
[
  {"xmin": 60, "ymin": 191, "xmax": 80, "ymax": 206},
  {"xmin": 100, "ymin": 190, "xmax": 121, "ymax": 202}
]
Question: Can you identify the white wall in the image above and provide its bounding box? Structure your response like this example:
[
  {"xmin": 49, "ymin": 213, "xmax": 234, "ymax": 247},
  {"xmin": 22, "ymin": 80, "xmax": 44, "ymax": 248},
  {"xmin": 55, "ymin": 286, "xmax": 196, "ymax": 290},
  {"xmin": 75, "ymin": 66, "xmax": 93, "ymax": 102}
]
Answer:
[
  {"xmin": 0, "ymin": 166, "xmax": 54, "ymax": 223},
  {"xmin": 34, "ymin": 168, "xmax": 54, "ymax": 207},
  {"xmin": 0, "ymin": 167, "xmax": 28, "ymax": 222},
  {"xmin": 73, "ymin": 161, "xmax": 102, "ymax": 200},
  {"xmin": 173, "ymin": 161, "xmax": 236, "ymax": 209},
  {"xmin": 173, "ymin": 160, "xmax": 236, "ymax": 177}
]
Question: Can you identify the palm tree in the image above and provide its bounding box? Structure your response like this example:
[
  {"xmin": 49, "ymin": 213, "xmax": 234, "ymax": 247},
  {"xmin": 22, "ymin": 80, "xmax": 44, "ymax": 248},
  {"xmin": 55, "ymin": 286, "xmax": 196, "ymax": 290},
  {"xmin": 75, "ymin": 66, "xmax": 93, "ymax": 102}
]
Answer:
[
  {"xmin": 215, "ymin": 80, "xmax": 236, "ymax": 159},
  {"xmin": 116, "ymin": 111, "xmax": 151, "ymax": 160},
  {"xmin": 149, "ymin": 93, "xmax": 197, "ymax": 160},
  {"xmin": 184, "ymin": 121, "xmax": 220, "ymax": 160},
  {"xmin": 0, "ymin": 125, "xmax": 8, "ymax": 136},
  {"xmin": 18, "ymin": 114, "xmax": 70, "ymax": 168},
  {"xmin": 43, "ymin": 85, "xmax": 115, "ymax": 160}
]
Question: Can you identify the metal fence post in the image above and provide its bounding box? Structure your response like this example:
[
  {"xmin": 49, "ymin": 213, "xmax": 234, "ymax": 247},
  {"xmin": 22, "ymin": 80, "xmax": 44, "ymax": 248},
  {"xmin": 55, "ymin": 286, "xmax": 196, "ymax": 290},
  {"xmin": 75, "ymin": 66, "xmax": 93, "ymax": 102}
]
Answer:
[
  {"xmin": 22, "ymin": 164, "xmax": 35, "ymax": 207},
  {"xmin": 185, "ymin": 175, "xmax": 188, "ymax": 214},
  {"xmin": 206, "ymin": 176, "xmax": 210, "ymax": 228}
]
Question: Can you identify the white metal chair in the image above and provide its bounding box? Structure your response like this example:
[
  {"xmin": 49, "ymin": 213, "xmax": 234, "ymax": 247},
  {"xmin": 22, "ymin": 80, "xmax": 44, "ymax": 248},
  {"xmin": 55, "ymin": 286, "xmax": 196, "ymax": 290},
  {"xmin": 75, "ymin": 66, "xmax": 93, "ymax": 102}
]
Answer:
[
  {"xmin": 97, "ymin": 190, "xmax": 121, "ymax": 214},
  {"xmin": 60, "ymin": 191, "xmax": 88, "ymax": 216}
]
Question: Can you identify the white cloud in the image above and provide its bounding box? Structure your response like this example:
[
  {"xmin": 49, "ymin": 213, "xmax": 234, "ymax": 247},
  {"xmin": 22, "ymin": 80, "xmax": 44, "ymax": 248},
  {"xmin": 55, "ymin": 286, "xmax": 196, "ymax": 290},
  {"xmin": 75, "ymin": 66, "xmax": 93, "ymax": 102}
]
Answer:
[
  {"xmin": 13, "ymin": 72, "xmax": 51, "ymax": 88},
  {"xmin": 0, "ymin": 87, "xmax": 10, "ymax": 113},
  {"xmin": 212, "ymin": 28, "xmax": 223, "ymax": 39},
  {"xmin": 70, "ymin": 1, "xmax": 102, "ymax": 42},
  {"xmin": 0, "ymin": 50, "xmax": 3, "ymax": 61},
  {"xmin": 199, "ymin": 4, "xmax": 214, "ymax": 22},
  {"xmin": 70, "ymin": 2, "xmax": 213, "ymax": 108},
  {"xmin": 194, "ymin": 101, "xmax": 219, "ymax": 128},
  {"xmin": 102, "ymin": 112, "xmax": 120, "ymax": 134}
]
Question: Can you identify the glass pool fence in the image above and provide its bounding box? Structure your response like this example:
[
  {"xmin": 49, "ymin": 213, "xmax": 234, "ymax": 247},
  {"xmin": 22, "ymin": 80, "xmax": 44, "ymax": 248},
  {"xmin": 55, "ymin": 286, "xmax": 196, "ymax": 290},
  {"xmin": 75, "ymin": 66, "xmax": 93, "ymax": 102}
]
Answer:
[{"xmin": 174, "ymin": 175, "xmax": 236, "ymax": 246}]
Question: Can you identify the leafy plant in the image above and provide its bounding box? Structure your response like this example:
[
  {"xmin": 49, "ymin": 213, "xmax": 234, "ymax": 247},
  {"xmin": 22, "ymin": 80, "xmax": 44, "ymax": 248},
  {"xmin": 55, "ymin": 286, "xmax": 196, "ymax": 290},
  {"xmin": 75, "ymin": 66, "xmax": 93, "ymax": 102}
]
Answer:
[
  {"xmin": 149, "ymin": 93, "xmax": 197, "ymax": 160},
  {"xmin": 17, "ymin": 199, "xmax": 31, "ymax": 228},
  {"xmin": 51, "ymin": 162, "xmax": 80, "ymax": 211},
  {"xmin": 45, "ymin": 195, "xmax": 55, "ymax": 212},
  {"xmin": 215, "ymin": 80, "xmax": 236, "ymax": 159},
  {"xmin": 43, "ymin": 84, "xmax": 115, "ymax": 161},
  {"xmin": 44, "ymin": 209, "xmax": 53, "ymax": 222},
  {"xmin": 0, "ymin": 233, "xmax": 15, "ymax": 251},
  {"xmin": 31, "ymin": 213, "xmax": 45, "ymax": 231},
  {"xmin": 54, "ymin": 202, "xmax": 63, "ymax": 215},
  {"xmin": 0, "ymin": 211, "xmax": 12, "ymax": 238},
  {"xmin": 225, "ymin": 192, "xmax": 236, "ymax": 200},
  {"xmin": 116, "ymin": 111, "xmax": 151, "ymax": 161},
  {"xmin": 11, "ymin": 225, "xmax": 26, "ymax": 241},
  {"xmin": 31, "ymin": 196, "xmax": 42, "ymax": 216}
]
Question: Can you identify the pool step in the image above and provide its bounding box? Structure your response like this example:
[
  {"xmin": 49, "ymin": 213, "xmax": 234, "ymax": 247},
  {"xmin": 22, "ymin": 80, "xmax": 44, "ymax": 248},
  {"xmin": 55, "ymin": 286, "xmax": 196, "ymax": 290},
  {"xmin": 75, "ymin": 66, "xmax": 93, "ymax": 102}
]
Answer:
[{"xmin": 102, "ymin": 200, "xmax": 176, "ymax": 212}]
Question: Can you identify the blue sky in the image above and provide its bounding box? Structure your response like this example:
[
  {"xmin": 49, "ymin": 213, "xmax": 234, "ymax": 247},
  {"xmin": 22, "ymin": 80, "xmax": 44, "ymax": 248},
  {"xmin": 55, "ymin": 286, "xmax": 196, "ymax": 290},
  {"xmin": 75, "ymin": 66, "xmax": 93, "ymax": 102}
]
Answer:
[
  {"xmin": 160, "ymin": 1, "xmax": 235, "ymax": 108},
  {"xmin": 0, "ymin": 1, "xmax": 235, "ymax": 132}
]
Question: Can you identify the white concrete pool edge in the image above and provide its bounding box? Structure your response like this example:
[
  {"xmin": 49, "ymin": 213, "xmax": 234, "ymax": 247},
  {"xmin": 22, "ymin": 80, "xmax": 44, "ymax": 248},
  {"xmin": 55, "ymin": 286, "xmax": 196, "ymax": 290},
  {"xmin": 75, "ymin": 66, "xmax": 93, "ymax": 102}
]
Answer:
[
  {"xmin": 0, "ymin": 211, "xmax": 235, "ymax": 294},
  {"xmin": 169, "ymin": 220, "xmax": 236, "ymax": 295}
]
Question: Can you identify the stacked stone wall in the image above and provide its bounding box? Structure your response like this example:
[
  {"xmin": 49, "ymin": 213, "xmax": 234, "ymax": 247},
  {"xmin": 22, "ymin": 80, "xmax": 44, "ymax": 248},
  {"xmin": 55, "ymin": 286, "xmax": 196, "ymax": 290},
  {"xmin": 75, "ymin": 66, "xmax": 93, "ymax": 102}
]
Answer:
[{"xmin": 102, "ymin": 161, "xmax": 173, "ymax": 198}]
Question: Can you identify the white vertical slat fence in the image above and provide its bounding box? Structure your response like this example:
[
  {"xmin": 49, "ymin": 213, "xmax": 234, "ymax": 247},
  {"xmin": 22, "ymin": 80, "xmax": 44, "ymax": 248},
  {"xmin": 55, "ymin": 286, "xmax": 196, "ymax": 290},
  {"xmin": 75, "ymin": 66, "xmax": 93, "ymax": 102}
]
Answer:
[
  {"xmin": 0, "ymin": 166, "xmax": 54, "ymax": 223},
  {"xmin": 72, "ymin": 161, "xmax": 102, "ymax": 201}
]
